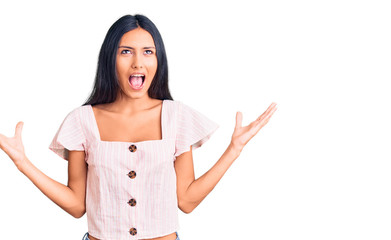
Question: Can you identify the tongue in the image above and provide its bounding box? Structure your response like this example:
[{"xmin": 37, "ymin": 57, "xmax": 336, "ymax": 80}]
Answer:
[{"xmin": 129, "ymin": 76, "xmax": 143, "ymax": 89}]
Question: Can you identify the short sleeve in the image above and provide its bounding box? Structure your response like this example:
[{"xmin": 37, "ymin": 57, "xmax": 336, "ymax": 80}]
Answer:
[
  {"xmin": 49, "ymin": 107, "xmax": 86, "ymax": 160},
  {"xmin": 175, "ymin": 102, "xmax": 219, "ymax": 157}
]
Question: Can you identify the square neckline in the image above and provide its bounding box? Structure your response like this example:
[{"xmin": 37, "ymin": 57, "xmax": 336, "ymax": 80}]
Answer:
[{"xmin": 88, "ymin": 100, "xmax": 166, "ymax": 144}]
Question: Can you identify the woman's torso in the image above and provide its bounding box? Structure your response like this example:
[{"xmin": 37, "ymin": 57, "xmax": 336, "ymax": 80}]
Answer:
[{"xmin": 86, "ymin": 99, "xmax": 179, "ymax": 239}]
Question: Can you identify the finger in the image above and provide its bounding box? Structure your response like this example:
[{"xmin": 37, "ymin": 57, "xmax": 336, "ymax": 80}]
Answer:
[
  {"xmin": 257, "ymin": 102, "xmax": 277, "ymax": 121},
  {"xmin": 262, "ymin": 102, "xmax": 277, "ymax": 118},
  {"xmin": 15, "ymin": 121, "xmax": 24, "ymax": 139},
  {"xmin": 251, "ymin": 106, "xmax": 277, "ymax": 135},
  {"xmin": 235, "ymin": 111, "xmax": 243, "ymax": 130},
  {"xmin": 245, "ymin": 103, "xmax": 277, "ymax": 129},
  {"xmin": 264, "ymin": 104, "xmax": 277, "ymax": 120},
  {"xmin": 256, "ymin": 103, "xmax": 275, "ymax": 121},
  {"xmin": 256, "ymin": 106, "xmax": 277, "ymax": 129}
]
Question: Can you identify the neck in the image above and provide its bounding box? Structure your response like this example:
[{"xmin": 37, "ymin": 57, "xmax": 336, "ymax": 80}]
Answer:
[{"xmin": 109, "ymin": 92, "xmax": 159, "ymax": 114}]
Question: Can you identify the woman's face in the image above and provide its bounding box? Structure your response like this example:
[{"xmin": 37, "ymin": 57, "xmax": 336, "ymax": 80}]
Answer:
[{"xmin": 116, "ymin": 27, "xmax": 157, "ymax": 100}]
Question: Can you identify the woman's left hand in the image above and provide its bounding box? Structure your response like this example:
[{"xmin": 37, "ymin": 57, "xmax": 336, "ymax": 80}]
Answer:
[{"xmin": 230, "ymin": 102, "xmax": 277, "ymax": 155}]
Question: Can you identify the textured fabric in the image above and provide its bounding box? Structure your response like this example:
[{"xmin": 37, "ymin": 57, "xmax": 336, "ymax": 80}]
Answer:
[
  {"xmin": 49, "ymin": 100, "xmax": 218, "ymax": 240},
  {"xmin": 82, "ymin": 232, "xmax": 180, "ymax": 240},
  {"xmin": 49, "ymin": 107, "xmax": 86, "ymax": 160},
  {"xmin": 175, "ymin": 101, "xmax": 219, "ymax": 157}
]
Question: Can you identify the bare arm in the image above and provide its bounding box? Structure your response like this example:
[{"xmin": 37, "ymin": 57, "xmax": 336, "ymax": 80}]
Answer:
[
  {"xmin": 0, "ymin": 122, "xmax": 87, "ymax": 218},
  {"xmin": 175, "ymin": 144, "xmax": 239, "ymax": 213},
  {"xmin": 175, "ymin": 103, "xmax": 277, "ymax": 213}
]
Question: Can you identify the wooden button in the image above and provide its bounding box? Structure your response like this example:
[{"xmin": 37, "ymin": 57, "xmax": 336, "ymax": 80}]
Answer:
[
  {"xmin": 127, "ymin": 171, "xmax": 136, "ymax": 179},
  {"xmin": 129, "ymin": 144, "xmax": 137, "ymax": 152},
  {"xmin": 129, "ymin": 227, "xmax": 137, "ymax": 236},
  {"xmin": 128, "ymin": 198, "xmax": 137, "ymax": 207}
]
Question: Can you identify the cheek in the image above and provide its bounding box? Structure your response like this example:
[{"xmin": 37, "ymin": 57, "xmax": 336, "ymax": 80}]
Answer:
[
  {"xmin": 146, "ymin": 58, "xmax": 158, "ymax": 75},
  {"xmin": 116, "ymin": 58, "xmax": 128, "ymax": 75}
]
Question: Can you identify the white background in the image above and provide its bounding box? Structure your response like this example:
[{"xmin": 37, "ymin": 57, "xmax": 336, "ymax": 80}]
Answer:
[{"xmin": 0, "ymin": 0, "xmax": 390, "ymax": 239}]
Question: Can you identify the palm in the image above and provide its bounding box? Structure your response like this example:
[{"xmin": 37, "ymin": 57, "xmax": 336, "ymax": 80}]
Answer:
[
  {"xmin": 0, "ymin": 122, "xmax": 26, "ymax": 165},
  {"xmin": 231, "ymin": 103, "xmax": 277, "ymax": 153}
]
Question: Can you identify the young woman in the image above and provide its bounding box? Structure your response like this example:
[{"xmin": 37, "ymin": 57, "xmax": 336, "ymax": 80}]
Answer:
[{"xmin": 0, "ymin": 14, "xmax": 277, "ymax": 240}]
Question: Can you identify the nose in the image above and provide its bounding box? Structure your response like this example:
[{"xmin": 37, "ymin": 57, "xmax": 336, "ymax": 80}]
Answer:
[{"xmin": 131, "ymin": 54, "xmax": 143, "ymax": 69}]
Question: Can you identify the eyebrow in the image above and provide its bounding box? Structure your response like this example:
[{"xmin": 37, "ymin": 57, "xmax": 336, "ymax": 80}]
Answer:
[{"xmin": 118, "ymin": 46, "xmax": 156, "ymax": 49}]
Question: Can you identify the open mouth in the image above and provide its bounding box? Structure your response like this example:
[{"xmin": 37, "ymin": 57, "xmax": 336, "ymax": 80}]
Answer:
[{"xmin": 129, "ymin": 74, "xmax": 145, "ymax": 90}]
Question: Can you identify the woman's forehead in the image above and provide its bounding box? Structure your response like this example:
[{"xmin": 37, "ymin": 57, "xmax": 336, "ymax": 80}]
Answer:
[{"xmin": 119, "ymin": 28, "xmax": 155, "ymax": 48}]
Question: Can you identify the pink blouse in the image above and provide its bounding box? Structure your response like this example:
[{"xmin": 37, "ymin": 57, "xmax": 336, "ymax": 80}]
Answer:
[{"xmin": 49, "ymin": 100, "xmax": 218, "ymax": 240}]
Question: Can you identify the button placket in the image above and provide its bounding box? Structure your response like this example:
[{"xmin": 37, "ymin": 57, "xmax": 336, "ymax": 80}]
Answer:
[{"xmin": 128, "ymin": 144, "xmax": 138, "ymax": 237}]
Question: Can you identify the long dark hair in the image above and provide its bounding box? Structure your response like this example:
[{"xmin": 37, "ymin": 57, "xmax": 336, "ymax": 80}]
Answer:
[{"xmin": 84, "ymin": 14, "xmax": 173, "ymax": 106}]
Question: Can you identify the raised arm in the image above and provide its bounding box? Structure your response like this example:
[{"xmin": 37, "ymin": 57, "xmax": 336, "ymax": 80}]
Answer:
[
  {"xmin": 175, "ymin": 103, "xmax": 277, "ymax": 213},
  {"xmin": 0, "ymin": 122, "xmax": 87, "ymax": 218}
]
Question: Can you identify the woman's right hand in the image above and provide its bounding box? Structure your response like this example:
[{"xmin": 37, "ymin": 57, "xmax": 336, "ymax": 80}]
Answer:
[
  {"xmin": 0, "ymin": 122, "xmax": 28, "ymax": 170},
  {"xmin": 1, "ymin": 122, "xmax": 87, "ymax": 218}
]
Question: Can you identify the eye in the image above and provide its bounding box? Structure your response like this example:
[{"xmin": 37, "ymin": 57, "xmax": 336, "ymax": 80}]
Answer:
[
  {"xmin": 144, "ymin": 50, "xmax": 154, "ymax": 55},
  {"xmin": 121, "ymin": 49, "xmax": 132, "ymax": 54}
]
